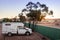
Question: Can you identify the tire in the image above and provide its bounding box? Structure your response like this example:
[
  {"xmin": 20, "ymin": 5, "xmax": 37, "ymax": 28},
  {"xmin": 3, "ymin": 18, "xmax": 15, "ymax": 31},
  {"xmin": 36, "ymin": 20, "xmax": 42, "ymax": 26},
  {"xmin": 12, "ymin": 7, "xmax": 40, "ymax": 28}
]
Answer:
[
  {"xmin": 26, "ymin": 32, "xmax": 30, "ymax": 36},
  {"xmin": 8, "ymin": 32, "xmax": 12, "ymax": 37}
]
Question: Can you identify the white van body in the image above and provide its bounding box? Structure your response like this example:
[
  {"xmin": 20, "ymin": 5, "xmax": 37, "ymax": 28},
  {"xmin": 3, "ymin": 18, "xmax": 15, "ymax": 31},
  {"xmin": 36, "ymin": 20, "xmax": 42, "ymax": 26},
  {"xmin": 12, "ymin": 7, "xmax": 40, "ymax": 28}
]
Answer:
[
  {"xmin": 2, "ymin": 22, "xmax": 32, "ymax": 36},
  {"xmin": 2, "ymin": 22, "xmax": 24, "ymax": 34}
]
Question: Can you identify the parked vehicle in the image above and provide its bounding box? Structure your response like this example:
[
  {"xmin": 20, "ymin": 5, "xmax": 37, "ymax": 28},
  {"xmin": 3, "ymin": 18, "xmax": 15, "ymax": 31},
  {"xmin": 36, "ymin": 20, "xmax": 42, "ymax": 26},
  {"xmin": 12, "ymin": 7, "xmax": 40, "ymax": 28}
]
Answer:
[{"xmin": 2, "ymin": 22, "xmax": 32, "ymax": 36}]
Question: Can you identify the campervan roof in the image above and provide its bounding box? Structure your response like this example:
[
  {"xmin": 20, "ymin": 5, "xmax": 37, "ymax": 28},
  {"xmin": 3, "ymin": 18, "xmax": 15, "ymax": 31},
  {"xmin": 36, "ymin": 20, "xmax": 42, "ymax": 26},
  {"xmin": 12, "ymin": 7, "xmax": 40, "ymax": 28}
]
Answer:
[{"xmin": 2, "ymin": 22, "xmax": 24, "ymax": 27}]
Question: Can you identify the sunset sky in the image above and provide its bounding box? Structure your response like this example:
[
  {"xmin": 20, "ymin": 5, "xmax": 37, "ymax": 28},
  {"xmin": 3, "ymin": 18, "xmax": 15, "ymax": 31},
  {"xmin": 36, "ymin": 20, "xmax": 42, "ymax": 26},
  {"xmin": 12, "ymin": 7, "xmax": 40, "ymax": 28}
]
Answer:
[{"xmin": 0, "ymin": 0, "xmax": 60, "ymax": 19}]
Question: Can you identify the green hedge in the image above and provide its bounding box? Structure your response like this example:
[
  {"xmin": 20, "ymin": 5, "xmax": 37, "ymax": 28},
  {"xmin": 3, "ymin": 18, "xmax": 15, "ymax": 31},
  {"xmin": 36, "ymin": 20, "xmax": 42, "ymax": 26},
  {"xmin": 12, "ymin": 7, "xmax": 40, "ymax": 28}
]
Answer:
[
  {"xmin": 35, "ymin": 25, "xmax": 60, "ymax": 40},
  {"xmin": 25, "ymin": 23, "xmax": 60, "ymax": 40}
]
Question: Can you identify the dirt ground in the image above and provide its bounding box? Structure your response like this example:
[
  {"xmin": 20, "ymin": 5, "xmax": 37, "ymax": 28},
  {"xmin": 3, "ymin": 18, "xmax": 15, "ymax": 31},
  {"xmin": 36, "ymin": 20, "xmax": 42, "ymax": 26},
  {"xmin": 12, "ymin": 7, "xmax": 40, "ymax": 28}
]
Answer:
[
  {"xmin": 36, "ymin": 22, "xmax": 60, "ymax": 29},
  {"xmin": 0, "ymin": 24, "xmax": 50, "ymax": 40}
]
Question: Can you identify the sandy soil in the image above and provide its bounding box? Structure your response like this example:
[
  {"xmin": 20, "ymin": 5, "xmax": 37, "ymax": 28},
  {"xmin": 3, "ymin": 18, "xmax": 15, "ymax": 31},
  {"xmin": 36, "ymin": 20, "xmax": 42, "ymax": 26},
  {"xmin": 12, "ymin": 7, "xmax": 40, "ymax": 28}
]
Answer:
[{"xmin": 36, "ymin": 22, "xmax": 60, "ymax": 29}]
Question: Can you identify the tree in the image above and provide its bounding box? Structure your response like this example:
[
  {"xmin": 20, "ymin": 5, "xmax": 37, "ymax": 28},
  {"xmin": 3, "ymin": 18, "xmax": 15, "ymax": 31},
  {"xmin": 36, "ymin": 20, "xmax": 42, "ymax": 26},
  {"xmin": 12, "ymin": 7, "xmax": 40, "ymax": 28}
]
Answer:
[
  {"xmin": 49, "ymin": 10, "xmax": 53, "ymax": 15},
  {"xmin": 20, "ymin": 2, "xmax": 53, "ymax": 31},
  {"xmin": 12, "ymin": 16, "xmax": 17, "ymax": 22},
  {"xmin": 36, "ymin": 2, "xmax": 49, "ymax": 21},
  {"xmin": 18, "ymin": 13, "xmax": 26, "ymax": 22},
  {"xmin": 28, "ymin": 2, "xmax": 53, "ymax": 21},
  {"xmin": 2, "ymin": 18, "xmax": 11, "ymax": 22},
  {"xmin": 22, "ymin": 2, "xmax": 53, "ymax": 21},
  {"xmin": 26, "ymin": 1, "xmax": 35, "ymax": 10}
]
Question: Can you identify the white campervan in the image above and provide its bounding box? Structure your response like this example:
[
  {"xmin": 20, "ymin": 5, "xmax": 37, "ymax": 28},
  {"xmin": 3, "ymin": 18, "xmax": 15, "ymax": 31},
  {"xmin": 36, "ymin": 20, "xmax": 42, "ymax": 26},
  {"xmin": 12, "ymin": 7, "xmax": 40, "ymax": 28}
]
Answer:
[{"xmin": 2, "ymin": 22, "xmax": 32, "ymax": 36}]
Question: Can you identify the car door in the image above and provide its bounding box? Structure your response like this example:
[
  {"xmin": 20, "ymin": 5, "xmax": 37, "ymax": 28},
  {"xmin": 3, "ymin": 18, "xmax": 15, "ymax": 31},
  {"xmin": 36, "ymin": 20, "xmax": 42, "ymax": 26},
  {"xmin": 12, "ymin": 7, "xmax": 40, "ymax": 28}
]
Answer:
[{"xmin": 18, "ymin": 27, "xmax": 27, "ymax": 34}]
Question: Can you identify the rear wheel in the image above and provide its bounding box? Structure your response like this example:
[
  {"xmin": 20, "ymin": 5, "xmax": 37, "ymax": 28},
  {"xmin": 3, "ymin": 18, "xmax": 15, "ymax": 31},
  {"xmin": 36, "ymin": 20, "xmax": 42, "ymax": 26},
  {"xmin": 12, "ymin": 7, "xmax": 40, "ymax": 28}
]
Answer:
[{"xmin": 8, "ymin": 32, "xmax": 12, "ymax": 37}]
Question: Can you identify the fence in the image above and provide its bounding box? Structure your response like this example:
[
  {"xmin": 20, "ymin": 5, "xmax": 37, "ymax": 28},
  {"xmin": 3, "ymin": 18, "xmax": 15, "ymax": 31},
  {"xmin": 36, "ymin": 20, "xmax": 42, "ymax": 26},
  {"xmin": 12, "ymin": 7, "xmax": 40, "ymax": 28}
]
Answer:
[{"xmin": 25, "ymin": 23, "xmax": 60, "ymax": 40}]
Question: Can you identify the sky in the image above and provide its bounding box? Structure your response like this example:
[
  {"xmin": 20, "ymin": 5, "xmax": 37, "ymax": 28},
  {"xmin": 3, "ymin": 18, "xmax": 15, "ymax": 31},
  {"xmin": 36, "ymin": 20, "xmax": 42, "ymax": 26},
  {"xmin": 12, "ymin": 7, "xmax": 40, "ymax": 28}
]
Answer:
[{"xmin": 0, "ymin": 0, "xmax": 60, "ymax": 19}]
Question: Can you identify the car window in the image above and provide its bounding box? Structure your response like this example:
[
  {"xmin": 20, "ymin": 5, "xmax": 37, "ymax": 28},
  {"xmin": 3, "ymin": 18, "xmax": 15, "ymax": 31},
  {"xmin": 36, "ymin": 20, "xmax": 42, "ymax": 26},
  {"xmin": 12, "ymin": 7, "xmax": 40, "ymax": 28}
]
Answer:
[
  {"xmin": 5, "ymin": 24, "xmax": 11, "ymax": 26},
  {"xmin": 18, "ymin": 26, "xmax": 24, "ymax": 29}
]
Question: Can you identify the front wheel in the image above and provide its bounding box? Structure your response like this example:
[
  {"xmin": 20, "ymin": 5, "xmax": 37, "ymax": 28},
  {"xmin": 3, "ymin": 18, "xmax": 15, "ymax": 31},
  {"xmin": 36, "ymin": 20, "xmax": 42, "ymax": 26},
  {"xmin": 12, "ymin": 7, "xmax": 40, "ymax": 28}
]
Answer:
[
  {"xmin": 8, "ymin": 33, "xmax": 12, "ymax": 37},
  {"xmin": 26, "ymin": 32, "xmax": 30, "ymax": 36}
]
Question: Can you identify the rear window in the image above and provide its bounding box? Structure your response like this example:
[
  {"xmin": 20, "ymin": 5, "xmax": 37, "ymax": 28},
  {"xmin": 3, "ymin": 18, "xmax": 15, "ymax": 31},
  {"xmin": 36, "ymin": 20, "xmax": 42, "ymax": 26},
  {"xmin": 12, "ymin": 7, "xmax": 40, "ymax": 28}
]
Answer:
[{"xmin": 5, "ymin": 24, "xmax": 11, "ymax": 26}]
